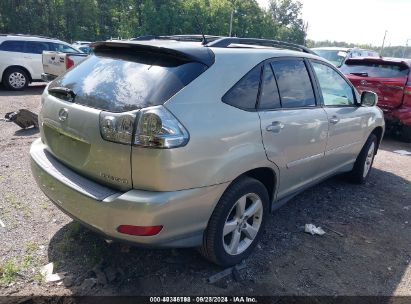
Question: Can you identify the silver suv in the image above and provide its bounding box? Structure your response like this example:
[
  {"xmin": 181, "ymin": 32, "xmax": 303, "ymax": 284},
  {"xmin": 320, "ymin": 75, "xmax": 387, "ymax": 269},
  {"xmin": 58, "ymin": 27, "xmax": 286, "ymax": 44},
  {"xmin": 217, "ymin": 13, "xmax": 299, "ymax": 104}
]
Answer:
[{"xmin": 30, "ymin": 36, "xmax": 385, "ymax": 266}]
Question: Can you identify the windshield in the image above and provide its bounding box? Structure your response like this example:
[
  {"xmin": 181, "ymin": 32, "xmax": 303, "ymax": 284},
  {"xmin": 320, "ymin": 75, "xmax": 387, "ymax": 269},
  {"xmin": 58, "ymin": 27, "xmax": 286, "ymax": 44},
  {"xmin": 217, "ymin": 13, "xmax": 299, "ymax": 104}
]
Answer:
[{"xmin": 314, "ymin": 50, "xmax": 347, "ymax": 67}]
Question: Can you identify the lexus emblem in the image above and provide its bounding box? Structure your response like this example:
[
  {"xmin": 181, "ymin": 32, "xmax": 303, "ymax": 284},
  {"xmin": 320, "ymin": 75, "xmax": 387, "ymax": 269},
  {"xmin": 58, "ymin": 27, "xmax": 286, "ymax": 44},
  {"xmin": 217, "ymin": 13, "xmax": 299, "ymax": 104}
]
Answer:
[{"xmin": 58, "ymin": 108, "xmax": 68, "ymax": 122}]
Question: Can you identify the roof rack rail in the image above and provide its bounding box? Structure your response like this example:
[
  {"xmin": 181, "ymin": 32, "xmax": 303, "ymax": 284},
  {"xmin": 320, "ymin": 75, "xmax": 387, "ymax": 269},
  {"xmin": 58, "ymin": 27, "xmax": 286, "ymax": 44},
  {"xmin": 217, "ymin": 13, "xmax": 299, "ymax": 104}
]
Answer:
[
  {"xmin": 206, "ymin": 37, "xmax": 315, "ymax": 55},
  {"xmin": 0, "ymin": 33, "xmax": 57, "ymax": 40},
  {"xmin": 132, "ymin": 35, "xmax": 223, "ymax": 43}
]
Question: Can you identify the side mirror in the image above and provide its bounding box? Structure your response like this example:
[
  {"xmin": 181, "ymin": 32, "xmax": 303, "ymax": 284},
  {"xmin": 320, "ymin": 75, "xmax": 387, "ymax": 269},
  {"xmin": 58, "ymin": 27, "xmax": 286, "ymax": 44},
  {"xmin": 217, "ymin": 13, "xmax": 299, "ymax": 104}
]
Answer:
[{"xmin": 361, "ymin": 91, "xmax": 377, "ymax": 107}]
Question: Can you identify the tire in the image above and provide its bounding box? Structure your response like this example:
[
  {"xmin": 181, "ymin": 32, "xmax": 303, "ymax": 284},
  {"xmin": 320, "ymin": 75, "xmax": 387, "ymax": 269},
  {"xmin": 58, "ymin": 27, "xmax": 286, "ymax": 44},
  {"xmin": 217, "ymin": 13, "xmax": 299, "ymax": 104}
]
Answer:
[
  {"xmin": 400, "ymin": 125, "xmax": 411, "ymax": 143},
  {"xmin": 200, "ymin": 176, "xmax": 269, "ymax": 267},
  {"xmin": 2, "ymin": 67, "xmax": 29, "ymax": 91},
  {"xmin": 348, "ymin": 134, "xmax": 378, "ymax": 184}
]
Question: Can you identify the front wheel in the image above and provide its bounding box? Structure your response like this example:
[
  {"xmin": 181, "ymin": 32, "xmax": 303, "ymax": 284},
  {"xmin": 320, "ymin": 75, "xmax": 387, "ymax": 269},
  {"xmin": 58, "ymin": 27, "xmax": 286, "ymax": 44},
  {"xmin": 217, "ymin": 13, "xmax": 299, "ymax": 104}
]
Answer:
[
  {"xmin": 348, "ymin": 134, "xmax": 377, "ymax": 184},
  {"xmin": 200, "ymin": 176, "xmax": 269, "ymax": 267}
]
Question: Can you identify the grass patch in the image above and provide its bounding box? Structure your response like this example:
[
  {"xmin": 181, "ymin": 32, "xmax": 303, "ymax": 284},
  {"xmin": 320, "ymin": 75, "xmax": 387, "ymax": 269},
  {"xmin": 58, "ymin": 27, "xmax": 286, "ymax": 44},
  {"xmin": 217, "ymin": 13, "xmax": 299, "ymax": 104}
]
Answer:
[
  {"xmin": 32, "ymin": 271, "xmax": 44, "ymax": 284},
  {"xmin": 25, "ymin": 242, "xmax": 38, "ymax": 254},
  {"xmin": 22, "ymin": 255, "xmax": 34, "ymax": 268},
  {"xmin": 5, "ymin": 193, "xmax": 31, "ymax": 216},
  {"xmin": 40, "ymin": 202, "xmax": 49, "ymax": 210},
  {"xmin": 0, "ymin": 259, "xmax": 21, "ymax": 285}
]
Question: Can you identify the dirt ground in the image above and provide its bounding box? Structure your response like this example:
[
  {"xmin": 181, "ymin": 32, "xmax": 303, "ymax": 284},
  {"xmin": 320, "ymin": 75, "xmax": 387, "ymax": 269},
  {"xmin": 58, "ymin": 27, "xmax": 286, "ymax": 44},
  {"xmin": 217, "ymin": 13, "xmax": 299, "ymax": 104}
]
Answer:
[{"xmin": 0, "ymin": 83, "xmax": 410, "ymax": 297}]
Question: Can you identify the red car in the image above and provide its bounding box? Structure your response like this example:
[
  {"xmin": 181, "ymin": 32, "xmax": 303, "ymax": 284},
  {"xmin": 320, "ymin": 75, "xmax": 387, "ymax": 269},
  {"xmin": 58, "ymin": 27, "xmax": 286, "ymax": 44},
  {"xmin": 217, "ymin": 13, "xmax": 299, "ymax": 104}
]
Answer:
[{"xmin": 341, "ymin": 57, "xmax": 411, "ymax": 142}]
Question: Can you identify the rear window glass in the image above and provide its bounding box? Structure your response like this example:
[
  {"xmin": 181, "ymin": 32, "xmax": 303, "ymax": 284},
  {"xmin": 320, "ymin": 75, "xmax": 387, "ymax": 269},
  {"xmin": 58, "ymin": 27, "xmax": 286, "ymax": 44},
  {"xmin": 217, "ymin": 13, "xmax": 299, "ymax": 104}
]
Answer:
[
  {"xmin": 341, "ymin": 62, "xmax": 410, "ymax": 78},
  {"xmin": 271, "ymin": 59, "xmax": 316, "ymax": 108},
  {"xmin": 222, "ymin": 64, "xmax": 262, "ymax": 110},
  {"xmin": 49, "ymin": 51, "xmax": 207, "ymax": 112}
]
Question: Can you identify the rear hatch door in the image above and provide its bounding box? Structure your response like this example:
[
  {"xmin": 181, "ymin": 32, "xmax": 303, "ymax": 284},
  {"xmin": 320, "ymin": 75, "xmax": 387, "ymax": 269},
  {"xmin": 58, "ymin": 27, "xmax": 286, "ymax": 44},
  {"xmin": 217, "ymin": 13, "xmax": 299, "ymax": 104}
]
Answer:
[
  {"xmin": 40, "ymin": 41, "xmax": 211, "ymax": 191},
  {"xmin": 342, "ymin": 58, "xmax": 410, "ymax": 110}
]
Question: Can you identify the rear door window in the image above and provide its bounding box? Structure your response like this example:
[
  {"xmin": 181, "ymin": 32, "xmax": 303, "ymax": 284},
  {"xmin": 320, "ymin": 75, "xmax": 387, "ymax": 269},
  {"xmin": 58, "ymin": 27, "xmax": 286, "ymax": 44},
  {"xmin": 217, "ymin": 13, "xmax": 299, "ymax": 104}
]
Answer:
[
  {"xmin": 25, "ymin": 41, "xmax": 51, "ymax": 54},
  {"xmin": 258, "ymin": 64, "xmax": 281, "ymax": 109},
  {"xmin": 0, "ymin": 40, "xmax": 25, "ymax": 52},
  {"xmin": 49, "ymin": 51, "xmax": 208, "ymax": 112},
  {"xmin": 341, "ymin": 61, "xmax": 410, "ymax": 78},
  {"xmin": 271, "ymin": 59, "xmax": 316, "ymax": 108},
  {"xmin": 222, "ymin": 64, "xmax": 262, "ymax": 110}
]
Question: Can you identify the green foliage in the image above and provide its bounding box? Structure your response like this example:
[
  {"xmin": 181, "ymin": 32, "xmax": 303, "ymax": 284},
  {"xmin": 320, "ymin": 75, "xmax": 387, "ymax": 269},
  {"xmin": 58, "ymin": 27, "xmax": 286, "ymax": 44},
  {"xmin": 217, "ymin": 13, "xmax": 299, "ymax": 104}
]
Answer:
[
  {"xmin": 0, "ymin": 259, "xmax": 20, "ymax": 285},
  {"xmin": 0, "ymin": 0, "xmax": 306, "ymax": 44}
]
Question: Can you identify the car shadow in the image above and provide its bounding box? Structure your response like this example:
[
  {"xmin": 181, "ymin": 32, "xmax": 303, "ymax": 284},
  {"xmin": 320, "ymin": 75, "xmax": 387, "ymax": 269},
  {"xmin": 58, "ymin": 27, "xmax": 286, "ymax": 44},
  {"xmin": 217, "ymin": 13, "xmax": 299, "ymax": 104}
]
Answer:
[
  {"xmin": 0, "ymin": 83, "xmax": 46, "ymax": 97},
  {"xmin": 48, "ymin": 168, "xmax": 411, "ymax": 296},
  {"xmin": 13, "ymin": 127, "xmax": 39, "ymax": 136}
]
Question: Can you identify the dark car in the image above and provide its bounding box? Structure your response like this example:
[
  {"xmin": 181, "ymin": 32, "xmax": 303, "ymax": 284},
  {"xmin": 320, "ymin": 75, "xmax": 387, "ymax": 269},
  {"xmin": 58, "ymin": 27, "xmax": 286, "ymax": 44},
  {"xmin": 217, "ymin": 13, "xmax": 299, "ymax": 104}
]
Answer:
[{"xmin": 341, "ymin": 57, "xmax": 411, "ymax": 142}]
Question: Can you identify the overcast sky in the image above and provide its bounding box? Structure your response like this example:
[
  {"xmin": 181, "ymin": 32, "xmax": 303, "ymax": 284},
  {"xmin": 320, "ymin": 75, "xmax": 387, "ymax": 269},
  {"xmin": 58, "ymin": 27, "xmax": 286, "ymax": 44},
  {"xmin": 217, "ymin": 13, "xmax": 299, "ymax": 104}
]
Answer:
[{"xmin": 256, "ymin": 0, "xmax": 411, "ymax": 46}]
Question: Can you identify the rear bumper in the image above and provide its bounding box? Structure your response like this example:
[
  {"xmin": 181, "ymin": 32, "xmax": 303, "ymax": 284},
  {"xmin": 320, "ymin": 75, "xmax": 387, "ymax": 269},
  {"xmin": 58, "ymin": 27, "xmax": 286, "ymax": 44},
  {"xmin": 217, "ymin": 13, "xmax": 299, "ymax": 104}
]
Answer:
[
  {"xmin": 41, "ymin": 73, "xmax": 57, "ymax": 82},
  {"xmin": 30, "ymin": 139, "xmax": 228, "ymax": 247}
]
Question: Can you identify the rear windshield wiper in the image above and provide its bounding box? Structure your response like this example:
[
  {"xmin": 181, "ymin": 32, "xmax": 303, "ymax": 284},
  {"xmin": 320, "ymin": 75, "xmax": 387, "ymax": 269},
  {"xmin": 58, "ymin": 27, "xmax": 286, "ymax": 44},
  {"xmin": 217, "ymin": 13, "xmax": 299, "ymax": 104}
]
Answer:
[
  {"xmin": 350, "ymin": 72, "xmax": 369, "ymax": 77},
  {"xmin": 48, "ymin": 86, "xmax": 76, "ymax": 102}
]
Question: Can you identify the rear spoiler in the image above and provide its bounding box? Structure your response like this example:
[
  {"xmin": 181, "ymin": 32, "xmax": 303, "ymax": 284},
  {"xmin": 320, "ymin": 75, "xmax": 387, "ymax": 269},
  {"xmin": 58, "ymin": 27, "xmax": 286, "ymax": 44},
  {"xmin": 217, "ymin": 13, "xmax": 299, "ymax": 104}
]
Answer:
[
  {"xmin": 345, "ymin": 57, "xmax": 411, "ymax": 68},
  {"xmin": 91, "ymin": 41, "xmax": 215, "ymax": 67}
]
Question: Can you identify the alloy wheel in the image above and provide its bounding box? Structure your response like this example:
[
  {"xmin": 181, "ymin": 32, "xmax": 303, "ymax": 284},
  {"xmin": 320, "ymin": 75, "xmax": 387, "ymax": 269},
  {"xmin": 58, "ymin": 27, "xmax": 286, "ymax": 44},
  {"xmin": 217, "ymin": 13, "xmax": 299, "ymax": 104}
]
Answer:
[
  {"xmin": 222, "ymin": 193, "xmax": 263, "ymax": 255},
  {"xmin": 363, "ymin": 142, "xmax": 375, "ymax": 178},
  {"xmin": 8, "ymin": 72, "xmax": 26, "ymax": 89}
]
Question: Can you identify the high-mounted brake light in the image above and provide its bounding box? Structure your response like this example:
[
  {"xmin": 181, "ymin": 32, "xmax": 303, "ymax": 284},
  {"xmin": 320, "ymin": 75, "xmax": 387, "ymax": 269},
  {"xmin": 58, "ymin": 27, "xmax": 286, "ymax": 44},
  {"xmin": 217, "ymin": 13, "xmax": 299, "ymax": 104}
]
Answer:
[
  {"xmin": 134, "ymin": 105, "xmax": 189, "ymax": 149},
  {"xmin": 117, "ymin": 225, "xmax": 163, "ymax": 236},
  {"xmin": 65, "ymin": 56, "xmax": 75, "ymax": 70}
]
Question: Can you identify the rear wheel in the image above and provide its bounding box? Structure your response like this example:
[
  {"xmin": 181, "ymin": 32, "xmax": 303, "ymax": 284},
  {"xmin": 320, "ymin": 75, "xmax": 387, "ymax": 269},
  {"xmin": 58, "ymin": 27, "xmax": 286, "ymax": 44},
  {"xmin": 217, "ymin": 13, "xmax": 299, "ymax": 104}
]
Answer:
[
  {"xmin": 200, "ymin": 176, "xmax": 269, "ymax": 267},
  {"xmin": 3, "ymin": 68, "xmax": 29, "ymax": 90},
  {"xmin": 400, "ymin": 125, "xmax": 411, "ymax": 143},
  {"xmin": 348, "ymin": 134, "xmax": 377, "ymax": 184}
]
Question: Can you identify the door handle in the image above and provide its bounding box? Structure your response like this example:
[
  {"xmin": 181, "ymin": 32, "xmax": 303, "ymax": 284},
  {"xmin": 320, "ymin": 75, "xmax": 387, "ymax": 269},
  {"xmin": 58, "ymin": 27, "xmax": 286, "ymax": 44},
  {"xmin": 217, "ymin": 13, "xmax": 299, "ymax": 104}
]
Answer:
[
  {"xmin": 329, "ymin": 116, "xmax": 340, "ymax": 124},
  {"xmin": 266, "ymin": 121, "xmax": 284, "ymax": 133}
]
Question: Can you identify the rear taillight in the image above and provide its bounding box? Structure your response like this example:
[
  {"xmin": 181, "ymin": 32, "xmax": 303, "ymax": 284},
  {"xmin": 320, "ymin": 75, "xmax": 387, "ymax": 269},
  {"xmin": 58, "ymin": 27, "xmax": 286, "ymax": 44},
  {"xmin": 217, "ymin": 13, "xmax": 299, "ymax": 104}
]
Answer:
[
  {"xmin": 117, "ymin": 225, "xmax": 163, "ymax": 236},
  {"xmin": 99, "ymin": 112, "xmax": 136, "ymax": 145},
  {"xmin": 134, "ymin": 106, "xmax": 189, "ymax": 149},
  {"xmin": 99, "ymin": 106, "xmax": 189, "ymax": 148},
  {"xmin": 404, "ymin": 83, "xmax": 411, "ymax": 107},
  {"xmin": 65, "ymin": 56, "xmax": 75, "ymax": 70}
]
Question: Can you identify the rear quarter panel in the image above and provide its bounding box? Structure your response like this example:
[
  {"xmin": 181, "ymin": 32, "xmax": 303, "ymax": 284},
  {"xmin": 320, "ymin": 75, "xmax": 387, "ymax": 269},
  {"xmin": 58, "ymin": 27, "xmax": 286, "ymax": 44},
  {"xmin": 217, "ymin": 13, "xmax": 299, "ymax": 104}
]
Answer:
[{"xmin": 131, "ymin": 50, "xmax": 280, "ymax": 192}]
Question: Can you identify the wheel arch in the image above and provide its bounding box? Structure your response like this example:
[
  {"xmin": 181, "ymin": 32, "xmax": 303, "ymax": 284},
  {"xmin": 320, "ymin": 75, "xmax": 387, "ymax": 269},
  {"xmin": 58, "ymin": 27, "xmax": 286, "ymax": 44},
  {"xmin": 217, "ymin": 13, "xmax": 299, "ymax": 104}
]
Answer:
[
  {"xmin": 2, "ymin": 65, "xmax": 33, "ymax": 83},
  {"xmin": 371, "ymin": 126, "xmax": 384, "ymax": 154}
]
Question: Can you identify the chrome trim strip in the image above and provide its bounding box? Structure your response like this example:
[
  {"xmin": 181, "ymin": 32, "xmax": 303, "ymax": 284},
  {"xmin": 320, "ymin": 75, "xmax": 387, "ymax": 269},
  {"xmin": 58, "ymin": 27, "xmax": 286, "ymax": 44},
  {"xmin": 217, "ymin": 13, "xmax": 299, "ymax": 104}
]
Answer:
[
  {"xmin": 325, "ymin": 141, "xmax": 361, "ymax": 156},
  {"xmin": 286, "ymin": 153, "xmax": 324, "ymax": 169}
]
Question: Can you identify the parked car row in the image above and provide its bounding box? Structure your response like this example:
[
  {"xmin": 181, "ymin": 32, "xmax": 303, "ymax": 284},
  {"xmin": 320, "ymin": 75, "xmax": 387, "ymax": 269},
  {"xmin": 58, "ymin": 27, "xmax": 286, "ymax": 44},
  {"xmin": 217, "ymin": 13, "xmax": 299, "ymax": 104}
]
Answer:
[
  {"xmin": 313, "ymin": 47, "xmax": 411, "ymax": 142},
  {"xmin": 311, "ymin": 47, "xmax": 379, "ymax": 67},
  {"xmin": 0, "ymin": 34, "xmax": 92, "ymax": 90}
]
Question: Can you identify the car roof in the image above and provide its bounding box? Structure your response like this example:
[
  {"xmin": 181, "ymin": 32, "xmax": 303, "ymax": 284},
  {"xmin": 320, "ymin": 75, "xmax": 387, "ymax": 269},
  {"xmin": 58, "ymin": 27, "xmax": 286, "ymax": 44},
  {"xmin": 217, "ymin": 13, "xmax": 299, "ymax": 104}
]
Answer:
[
  {"xmin": 92, "ymin": 37, "xmax": 321, "ymax": 67},
  {"xmin": 312, "ymin": 47, "xmax": 350, "ymax": 51},
  {"xmin": 345, "ymin": 57, "xmax": 411, "ymax": 67},
  {"xmin": 0, "ymin": 34, "xmax": 66, "ymax": 44}
]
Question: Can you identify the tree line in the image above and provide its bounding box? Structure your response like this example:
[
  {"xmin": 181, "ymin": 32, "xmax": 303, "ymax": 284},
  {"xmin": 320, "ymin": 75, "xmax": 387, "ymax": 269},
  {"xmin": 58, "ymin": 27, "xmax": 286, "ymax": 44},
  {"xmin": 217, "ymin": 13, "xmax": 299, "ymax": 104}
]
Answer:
[{"xmin": 0, "ymin": 0, "xmax": 307, "ymax": 44}]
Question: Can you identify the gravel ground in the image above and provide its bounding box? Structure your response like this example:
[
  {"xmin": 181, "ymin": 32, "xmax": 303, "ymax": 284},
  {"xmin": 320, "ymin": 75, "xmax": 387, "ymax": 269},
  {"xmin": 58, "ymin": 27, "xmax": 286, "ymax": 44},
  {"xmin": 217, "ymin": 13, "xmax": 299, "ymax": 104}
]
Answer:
[{"xmin": 0, "ymin": 83, "xmax": 410, "ymax": 296}]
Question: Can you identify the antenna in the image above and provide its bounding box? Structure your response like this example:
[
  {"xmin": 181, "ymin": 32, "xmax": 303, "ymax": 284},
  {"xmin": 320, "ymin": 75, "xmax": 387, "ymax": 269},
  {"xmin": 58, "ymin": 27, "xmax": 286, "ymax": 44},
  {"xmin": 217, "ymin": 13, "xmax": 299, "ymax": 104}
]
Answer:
[{"xmin": 194, "ymin": 14, "xmax": 208, "ymax": 45}]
